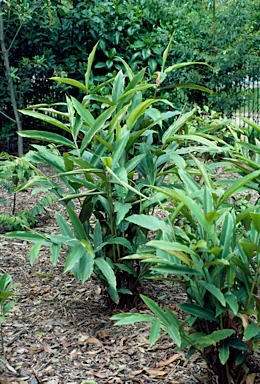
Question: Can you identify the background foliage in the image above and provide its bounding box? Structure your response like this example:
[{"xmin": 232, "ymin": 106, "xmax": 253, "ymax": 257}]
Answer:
[{"xmin": 1, "ymin": 0, "xmax": 260, "ymax": 148}]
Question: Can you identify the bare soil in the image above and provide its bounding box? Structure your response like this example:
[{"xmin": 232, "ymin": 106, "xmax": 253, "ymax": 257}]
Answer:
[{"xmin": 0, "ymin": 178, "xmax": 259, "ymax": 384}]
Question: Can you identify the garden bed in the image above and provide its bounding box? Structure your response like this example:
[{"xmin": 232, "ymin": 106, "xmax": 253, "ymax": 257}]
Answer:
[{"xmin": 0, "ymin": 176, "xmax": 260, "ymax": 384}]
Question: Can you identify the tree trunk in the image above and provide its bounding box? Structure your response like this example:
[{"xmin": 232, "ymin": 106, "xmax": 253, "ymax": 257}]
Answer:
[{"xmin": 0, "ymin": 4, "xmax": 23, "ymax": 156}]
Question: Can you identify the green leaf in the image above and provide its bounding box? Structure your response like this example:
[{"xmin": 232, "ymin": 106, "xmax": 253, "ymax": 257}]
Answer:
[
  {"xmin": 112, "ymin": 132, "xmax": 129, "ymax": 169},
  {"xmin": 162, "ymin": 108, "xmax": 197, "ymax": 143},
  {"xmin": 165, "ymin": 324, "xmax": 181, "ymax": 347},
  {"xmin": 226, "ymin": 338, "xmax": 249, "ymax": 351},
  {"xmin": 218, "ymin": 170, "xmax": 260, "ymax": 207},
  {"xmin": 244, "ymin": 323, "xmax": 259, "ymax": 341},
  {"xmin": 250, "ymin": 213, "xmax": 260, "ymax": 232},
  {"xmin": 50, "ymin": 243, "xmax": 61, "ymax": 265},
  {"xmin": 114, "ymin": 202, "xmax": 132, "ymax": 225},
  {"xmin": 219, "ymin": 345, "xmax": 230, "ymax": 365},
  {"xmin": 140, "ymin": 295, "xmax": 171, "ymax": 326},
  {"xmin": 224, "ymin": 293, "xmax": 238, "ymax": 315},
  {"xmin": 152, "ymin": 187, "xmax": 217, "ymax": 243},
  {"xmin": 161, "ymin": 33, "xmax": 174, "ymax": 73},
  {"xmin": 76, "ymin": 251, "xmax": 94, "ymax": 283},
  {"xmin": 50, "ymin": 77, "xmax": 88, "ymax": 93},
  {"xmin": 18, "ymin": 130, "xmax": 75, "ymax": 148},
  {"xmin": 64, "ymin": 243, "xmax": 85, "ymax": 272},
  {"xmin": 56, "ymin": 212, "xmax": 74, "ymax": 238},
  {"xmin": 199, "ymin": 281, "xmax": 226, "ymax": 307},
  {"xmin": 29, "ymin": 239, "xmax": 45, "ymax": 265},
  {"xmin": 115, "ymin": 57, "xmax": 134, "ymax": 80},
  {"xmin": 178, "ymin": 303, "xmax": 216, "ymax": 321},
  {"xmin": 85, "ymin": 42, "xmax": 99, "ymax": 93},
  {"xmin": 151, "ymin": 265, "xmax": 202, "ymax": 275},
  {"xmin": 126, "ymin": 99, "xmax": 158, "ymax": 130},
  {"xmin": 95, "ymin": 258, "xmax": 117, "ymax": 295},
  {"xmin": 3, "ymin": 231, "xmax": 46, "ymax": 243},
  {"xmin": 66, "ymin": 205, "xmax": 87, "ymax": 240},
  {"xmin": 239, "ymin": 117, "xmax": 260, "ymax": 133},
  {"xmin": 147, "ymin": 240, "xmax": 196, "ymax": 262},
  {"xmin": 71, "ymin": 97, "xmax": 95, "ymax": 126},
  {"xmin": 149, "ymin": 321, "xmax": 161, "ymax": 346},
  {"xmin": 166, "ymin": 83, "xmax": 213, "ymax": 93},
  {"xmin": 19, "ymin": 111, "xmax": 70, "ymax": 133},
  {"xmin": 111, "ymin": 313, "xmax": 156, "ymax": 325},
  {"xmin": 165, "ymin": 62, "xmax": 212, "ymax": 74},
  {"xmin": 106, "ymin": 237, "xmax": 133, "ymax": 251},
  {"xmin": 114, "ymin": 263, "xmax": 137, "ymax": 276},
  {"xmin": 199, "ymin": 330, "xmax": 234, "ymax": 348},
  {"xmin": 80, "ymin": 106, "xmax": 116, "ymax": 151},
  {"xmin": 112, "ymin": 70, "xmax": 124, "ymax": 103},
  {"xmin": 126, "ymin": 214, "xmax": 169, "ymax": 232}
]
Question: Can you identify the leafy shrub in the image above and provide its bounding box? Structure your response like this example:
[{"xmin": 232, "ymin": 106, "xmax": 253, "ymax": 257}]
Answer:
[
  {"xmin": 112, "ymin": 154, "xmax": 260, "ymax": 383},
  {"xmin": 1, "ymin": 43, "xmax": 221, "ymax": 308}
]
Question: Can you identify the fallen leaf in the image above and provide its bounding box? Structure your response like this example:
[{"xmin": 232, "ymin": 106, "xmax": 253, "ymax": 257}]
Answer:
[
  {"xmin": 145, "ymin": 369, "xmax": 167, "ymax": 376},
  {"xmin": 28, "ymin": 345, "xmax": 43, "ymax": 355},
  {"xmin": 43, "ymin": 342, "xmax": 55, "ymax": 354},
  {"xmin": 246, "ymin": 373, "xmax": 256, "ymax": 384},
  {"xmin": 119, "ymin": 337, "xmax": 127, "ymax": 346},
  {"xmin": 157, "ymin": 353, "xmax": 182, "ymax": 367},
  {"xmin": 132, "ymin": 369, "xmax": 144, "ymax": 376},
  {"xmin": 93, "ymin": 371, "xmax": 108, "ymax": 379},
  {"xmin": 241, "ymin": 314, "xmax": 249, "ymax": 329},
  {"xmin": 70, "ymin": 349, "xmax": 78, "ymax": 359},
  {"xmin": 85, "ymin": 348, "xmax": 103, "ymax": 355},
  {"xmin": 97, "ymin": 330, "xmax": 110, "ymax": 338},
  {"xmin": 86, "ymin": 337, "xmax": 102, "ymax": 345},
  {"xmin": 61, "ymin": 338, "xmax": 70, "ymax": 348},
  {"xmin": 77, "ymin": 334, "xmax": 90, "ymax": 345}
]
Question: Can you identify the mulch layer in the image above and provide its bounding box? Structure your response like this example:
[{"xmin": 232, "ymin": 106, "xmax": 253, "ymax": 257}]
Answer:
[{"xmin": 0, "ymin": 179, "xmax": 259, "ymax": 384}]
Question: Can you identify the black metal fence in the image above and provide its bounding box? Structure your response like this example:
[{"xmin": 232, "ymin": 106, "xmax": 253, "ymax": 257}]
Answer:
[{"xmin": 232, "ymin": 69, "xmax": 260, "ymax": 126}]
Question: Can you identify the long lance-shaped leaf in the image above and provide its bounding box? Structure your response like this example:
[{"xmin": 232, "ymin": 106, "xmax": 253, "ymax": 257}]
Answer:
[
  {"xmin": 80, "ymin": 106, "xmax": 116, "ymax": 152},
  {"xmin": 199, "ymin": 281, "xmax": 226, "ymax": 307},
  {"xmin": 168, "ymin": 134, "xmax": 220, "ymax": 150},
  {"xmin": 19, "ymin": 110, "xmax": 70, "ymax": 133},
  {"xmin": 2, "ymin": 231, "xmax": 47, "ymax": 244},
  {"xmin": 126, "ymin": 214, "xmax": 170, "ymax": 232},
  {"xmin": 85, "ymin": 42, "xmax": 99, "ymax": 93},
  {"xmin": 217, "ymin": 170, "xmax": 260, "ymax": 207},
  {"xmin": 165, "ymin": 62, "xmax": 212, "ymax": 74},
  {"xmin": 126, "ymin": 99, "xmax": 158, "ymax": 130},
  {"xmin": 239, "ymin": 117, "xmax": 260, "ymax": 133},
  {"xmin": 151, "ymin": 186, "xmax": 217, "ymax": 243},
  {"xmin": 71, "ymin": 97, "xmax": 95, "ymax": 126},
  {"xmin": 83, "ymin": 94, "xmax": 115, "ymax": 106},
  {"xmin": 50, "ymin": 77, "xmax": 88, "ymax": 93},
  {"xmin": 178, "ymin": 303, "xmax": 216, "ymax": 321},
  {"xmin": 161, "ymin": 83, "xmax": 213, "ymax": 94},
  {"xmin": 18, "ymin": 130, "xmax": 75, "ymax": 148},
  {"xmin": 94, "ymin": 258, "xmax": 117, "ymax": 301},
  {"xmin": 161, "ymin": 33, "xmax": 174, "ymax": 73},
  {"xmin": 115, "ymin": 56, "xmax": 134, "ymax": 80},
  {"xmin": 66, "ymin": 205, "xmax": 87, "ymax": 241},
  {"xmin": 147, "ymin": 240, "xmax": 195, "ymax": 265},
  {"xmin": 105, "ymin": 166, "xmax": 147, "ymax": 199},
  {"xmin": 162, "ymin": 108, "xmax": 197, "ymax": 143}
]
